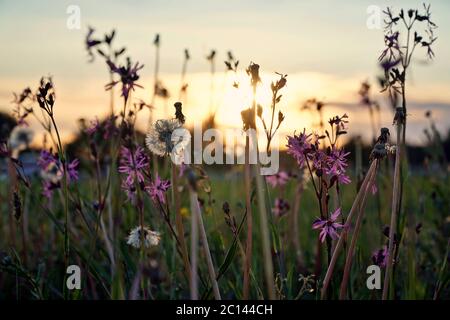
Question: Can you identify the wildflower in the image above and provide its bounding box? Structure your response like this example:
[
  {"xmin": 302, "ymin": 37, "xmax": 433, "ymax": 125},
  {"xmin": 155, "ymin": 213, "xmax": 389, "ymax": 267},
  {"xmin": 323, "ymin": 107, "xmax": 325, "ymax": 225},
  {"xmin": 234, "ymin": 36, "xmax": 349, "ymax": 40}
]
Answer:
[
  {"xmin": 37, "ymin": 150, "xmax": 57, "ymax": 170},
  {"xmin": 286, "ymin": 130, "xmax": 312, "ymax": 168},
  {"xmin": 105, "ymin": 57, "xmax": 144, "ymax": 100},
  {"xmin": 67, "ymin": 159, "xmax": 80, "ymax": 182},
  {"xmin": 326, "ymin": 148, "xmax": 351, "ymax": 185},
  {"xmin": 266, "ymin": 171, "xmax": 290, "ymax": 188},
  {"xmin": 145, "ymin": 119, "xmax": 190, "ymax": 157},
  {"xmin": 367, "ymin": 179, "xmax": 376, "ymax": 194},
  {"xmin": 180, "ymin": 207, "xmax": 190, "ymax": 218},
  {"xmin": 372, "ymin": 246, "xmax": 388, "ymax": 268},
  {"xmin": 41, "ymin": 161, "xmax": 63, "ymax": 184},
  {"xmin": 272, "ymin": 198, "xmax": 290, "ymax": 217},
  {"xmin": 121, "ymin": 180, "xmax": 136, "ymax": 203},
  {"xmin": 9, "ymin": 126, "xmax": 34, "ymax": 154},
  {"xmin": 85, "ymin": 26, "xmax": 102, "ymax": 61},
  {"xmin": 118, "ymin": 146, "xmax": 148, "ymax": 186},
  {"xmin": 42, "ymin": 180, "xmax": 60, "ymax": 199},
  {"xmin": 85, "ymin": 118, "xmax": 100, "ymax": 136},
  {"xmin": 312, "ymin": 207, "xmax": 344, "ymax": 243},
  {"xmin": 126, "ymin": 226, "xmax": 161, "ymax": 249},
  {"xmin": 146, "ymin": 174, "xmax": 171, "ymax": 204}
]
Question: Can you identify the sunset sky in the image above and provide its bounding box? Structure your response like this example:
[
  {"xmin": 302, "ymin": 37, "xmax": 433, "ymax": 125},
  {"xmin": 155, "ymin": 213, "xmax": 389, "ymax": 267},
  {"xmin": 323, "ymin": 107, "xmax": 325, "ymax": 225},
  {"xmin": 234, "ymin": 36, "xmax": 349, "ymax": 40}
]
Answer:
[{"xmin": 1, "ymin": 0, "xmax": 449, "ymax": 145}]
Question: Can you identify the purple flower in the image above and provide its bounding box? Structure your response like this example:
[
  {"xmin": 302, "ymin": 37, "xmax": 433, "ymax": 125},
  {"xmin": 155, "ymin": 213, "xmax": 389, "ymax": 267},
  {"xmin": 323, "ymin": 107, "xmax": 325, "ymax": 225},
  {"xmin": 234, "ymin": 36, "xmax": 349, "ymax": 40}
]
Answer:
[
  {"xmin": 372, "ymin": 246, "xmax": 388, "ymax": 268},
  {"xmin": 105, "ymin": 58, "xmax": 144, "ymax": 100},
  {"xmin": 146, "ymin": 174, "xmax": 171, "ymax": 204},
  {"xmin": 272, "ymin": 198, "xmax": 290, "ymax": 217},
  {"xmin": 371, "ymin": 182, "xmax": 378, "ymax": 195},
  {"xmin": 337, "ymin": 173, "xmax": 351, "ymax": 185},
  {"xmin": 118, "ymin": 146, "xmax": 149, "ymax": 186},
  {"xmin": 311, "ymin": 148, "xmax": 328, "ymax": 172},
  {"xmin": 67, "ymin": 159, "xmax": 80, "ymax": 182},
  {"xmin": 42, "ymin": 180, "xmax": 59, "ymax": 199},
  {"xmin": 121, "ymin": 180, "xmax": 136, "ymax": 203},
  {"xmin": 266, "ymin": 171, "xmax": 290, "ymax": 188},
  {"xmin": 326, "ymin": 148, "xmax": 351, "ymax": 185},
  {"xmin": 85, "ymin": 27, "xmax": 102, "ymax": 62},
  {"xmin": 86, "ymin": 118, "xmax": 100, "ymax": 136},
  {"xmin": 326, "ymin": 148, "xmax": 350, "ymax": 175},
  {"xmin": 379, "ymin": 32, "xmax": 400, "ymax": 61},
  {"xmin": 38, "ymin": 150, "xmax": 57, "ymax": 170},
  {"xmin": 312, "ymin": 207, "xmax": 344, "ymax": 243},
  {"xmin": 286, "ymin": 130, "xmax": 312, "ymax": 168}
]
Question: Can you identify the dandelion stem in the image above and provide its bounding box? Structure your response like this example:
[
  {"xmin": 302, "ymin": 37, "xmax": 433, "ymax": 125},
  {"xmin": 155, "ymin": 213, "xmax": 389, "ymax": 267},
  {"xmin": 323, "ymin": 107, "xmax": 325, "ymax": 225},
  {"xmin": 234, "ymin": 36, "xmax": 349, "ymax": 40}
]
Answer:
[{"xmin": 171, "ymin": 163, "xmax": 192, "ymax": 287}]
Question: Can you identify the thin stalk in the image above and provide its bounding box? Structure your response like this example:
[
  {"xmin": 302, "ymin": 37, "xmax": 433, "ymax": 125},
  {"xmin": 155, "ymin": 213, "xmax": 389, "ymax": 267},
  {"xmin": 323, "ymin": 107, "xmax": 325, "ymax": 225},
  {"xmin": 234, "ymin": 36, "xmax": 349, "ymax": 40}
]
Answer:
[
  {"xmin": 243, "ymin": 135, "xmax": 252, "ymax": 299},
  {"xmin": 189, "ymin": 191, "xmax": 199, "ymax": 300},
  {"xmin": 191, "ymin": 190, "xmax": 221, "ymax": 300},
  {"xmin": 171, "ymin": 163, "xmax": 192, "ymax": 286},
  {"xmin": 339, "ymin": 165, "xmax": 377, "ymax": 299},
  {"xmin": 254, "ymin": 161, "xmax": 276, "ymax": 299},
  {"xmin": 320, "ymin": 160, "xmax": 377, "ymax": 299}
]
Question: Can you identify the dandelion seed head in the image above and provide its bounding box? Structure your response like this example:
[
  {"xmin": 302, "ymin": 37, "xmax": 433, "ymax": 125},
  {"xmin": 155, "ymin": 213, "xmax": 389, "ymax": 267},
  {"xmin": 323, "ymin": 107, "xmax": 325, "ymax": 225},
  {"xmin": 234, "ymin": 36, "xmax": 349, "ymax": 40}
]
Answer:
[{"xmin": 145, "ymin": 119, "xmax": 190, "ymax": 159}]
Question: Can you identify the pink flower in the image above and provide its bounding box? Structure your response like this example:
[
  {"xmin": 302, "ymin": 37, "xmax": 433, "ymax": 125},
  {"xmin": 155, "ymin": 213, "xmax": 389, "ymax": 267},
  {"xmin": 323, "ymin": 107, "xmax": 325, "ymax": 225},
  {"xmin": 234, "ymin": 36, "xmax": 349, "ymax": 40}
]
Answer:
[
  {"xmin": 372, "ymin": 246, "xmax": 388, "ymax": 268},
  {"xmin": 286, "ymin": 130, "xmax": 312, "ymax": 168},
  {"xmin": 121, "ymin": 180, "xmax": 136, "ymax": 203},
  {"xmin": 146, "ymin": 174, "xmax": 171, "ymax": 204},
  {"xmin": 118, "ymin": 146, "xmax": 149, "ymax": 186},
  {"xmin": 371, "ymin": 183, "xmax": 378, "ymax": 195},
  {"xmin": 266, "ymin": 171, "xmax": 290, "ymax": 188},
  {"xmin": 67, "ymin": 159, "xmax": 80, "ymax": 182},
  {"xmin": 312, "ymin": 207, "xmax": 344, "ymax": 243},
  {"xmin": 326, "ymin": 148, "xmax": 350, "ymax": 176},
  {"xmin": 86, "ymin": 118, "xmax": 100, "ymax": 136}
]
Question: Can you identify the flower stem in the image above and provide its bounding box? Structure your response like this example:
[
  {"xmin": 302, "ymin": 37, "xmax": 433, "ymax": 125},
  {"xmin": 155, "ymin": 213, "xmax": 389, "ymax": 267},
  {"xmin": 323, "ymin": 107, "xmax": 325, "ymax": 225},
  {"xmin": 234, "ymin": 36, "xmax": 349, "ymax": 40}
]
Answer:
[
  {"xmin": 339, "ymin": 164, "xmax": 377, "ymax": 299},
  {"xmin": 320, "ymin": 160, "xmax": 377, "ymax": 299},
  {"xmin": 382, "ymin": 120, "xmax": 403, "ymax": 300}
]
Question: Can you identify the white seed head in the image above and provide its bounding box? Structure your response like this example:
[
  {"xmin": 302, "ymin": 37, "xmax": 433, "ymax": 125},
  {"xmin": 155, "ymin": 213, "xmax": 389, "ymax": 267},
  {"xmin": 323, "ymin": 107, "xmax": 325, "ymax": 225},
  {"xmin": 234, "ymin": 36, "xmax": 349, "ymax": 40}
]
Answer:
[{"xmin": 126, "ymin": 226, "xmax": 161, "ymax": 249}]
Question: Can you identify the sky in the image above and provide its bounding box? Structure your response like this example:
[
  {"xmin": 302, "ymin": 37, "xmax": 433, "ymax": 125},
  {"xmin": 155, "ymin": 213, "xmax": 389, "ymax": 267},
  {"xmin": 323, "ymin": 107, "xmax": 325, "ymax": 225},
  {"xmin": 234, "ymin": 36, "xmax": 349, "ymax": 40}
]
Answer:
[{"xmin": 0, "ymin": 0, "xmax": 449, "ymax": 145}]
